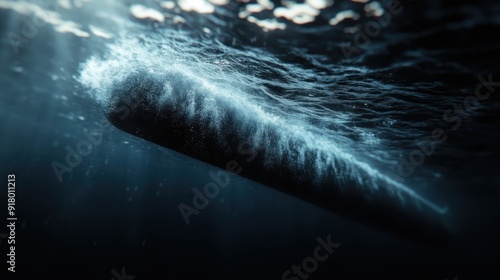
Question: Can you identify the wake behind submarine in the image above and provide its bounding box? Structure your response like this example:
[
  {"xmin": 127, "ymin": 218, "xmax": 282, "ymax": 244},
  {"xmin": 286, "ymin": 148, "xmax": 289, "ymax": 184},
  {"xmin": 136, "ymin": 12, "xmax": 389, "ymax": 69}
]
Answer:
[{"xmin": 105, "ymin": 71, "xmax": 450, "ymax": 242}]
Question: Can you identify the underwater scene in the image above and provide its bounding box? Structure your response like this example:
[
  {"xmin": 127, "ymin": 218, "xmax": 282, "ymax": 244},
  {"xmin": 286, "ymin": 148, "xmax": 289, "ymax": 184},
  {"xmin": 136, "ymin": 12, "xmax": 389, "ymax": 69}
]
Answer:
[{"xmin": 0, "ymin": 0, "xmax": 499, "ymax": 279}]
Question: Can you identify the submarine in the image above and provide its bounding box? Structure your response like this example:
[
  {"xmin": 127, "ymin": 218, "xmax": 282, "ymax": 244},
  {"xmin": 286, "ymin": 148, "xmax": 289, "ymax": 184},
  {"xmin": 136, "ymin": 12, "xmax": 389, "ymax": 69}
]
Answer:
[{"xmin": 103, "ymin": 70, "xmax": 450, "ymax": 243}]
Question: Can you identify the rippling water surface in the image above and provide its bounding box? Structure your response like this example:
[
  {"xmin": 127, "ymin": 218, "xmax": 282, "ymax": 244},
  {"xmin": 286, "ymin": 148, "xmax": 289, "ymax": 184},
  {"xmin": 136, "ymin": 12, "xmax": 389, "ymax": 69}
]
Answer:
[{"xmin": 78, "ymin": 0, "xmax": 500, "ymax": 210}]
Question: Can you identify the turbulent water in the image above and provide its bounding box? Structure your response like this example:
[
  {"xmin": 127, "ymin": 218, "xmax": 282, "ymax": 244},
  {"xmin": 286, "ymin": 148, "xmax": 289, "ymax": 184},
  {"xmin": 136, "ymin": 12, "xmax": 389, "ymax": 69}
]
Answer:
[
  {"xmin": 75, "ymin": 0, "xmax": 500, "ymax": 218},
  {"xmin": 1, "ymin": 0, "xmax": 500, "ymax": 278}
]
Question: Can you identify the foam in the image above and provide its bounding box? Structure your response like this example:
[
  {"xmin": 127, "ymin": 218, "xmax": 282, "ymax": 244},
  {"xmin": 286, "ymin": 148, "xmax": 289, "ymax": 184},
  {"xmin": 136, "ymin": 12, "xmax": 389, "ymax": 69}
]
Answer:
[{"xmin": 78, "ymin": 37, "xmax": 448, "ymax": 215}]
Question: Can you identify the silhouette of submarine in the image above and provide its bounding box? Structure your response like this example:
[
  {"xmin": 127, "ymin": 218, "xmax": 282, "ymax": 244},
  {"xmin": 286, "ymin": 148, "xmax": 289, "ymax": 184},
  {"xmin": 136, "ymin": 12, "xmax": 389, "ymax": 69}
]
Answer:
[{"xmin": 105, "ymin": 72, "xmax": 450, "ymax": 243}]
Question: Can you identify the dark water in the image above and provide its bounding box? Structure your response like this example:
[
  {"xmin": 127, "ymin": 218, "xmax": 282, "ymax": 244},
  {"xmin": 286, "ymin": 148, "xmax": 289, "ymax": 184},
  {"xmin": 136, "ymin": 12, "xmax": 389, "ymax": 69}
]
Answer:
[{"xmin": 0, "ymin": 0, "xmax": 499, "ymax": 279}]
